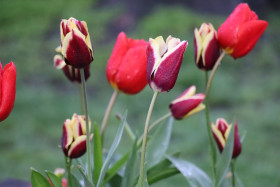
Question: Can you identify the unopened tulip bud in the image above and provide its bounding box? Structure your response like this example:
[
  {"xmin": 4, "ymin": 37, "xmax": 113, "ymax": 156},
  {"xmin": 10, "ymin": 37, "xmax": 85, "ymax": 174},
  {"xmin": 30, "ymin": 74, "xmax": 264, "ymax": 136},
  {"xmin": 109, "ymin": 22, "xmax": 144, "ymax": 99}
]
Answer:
[
  {"xmin": 61, "ymin": 114, "xmax": 92, "ymax": 158},
  {"xmin": 211, "ymin": 118, "xmax": 242, "ymax": 158},
  {"xmin": 194, "ymin": 23, "xmax": 220, "ymax": 70},
  {"xmin": 147, "ymin": 36, "xmax": 188, "ymax": 92},
  {"xmin": 60, "ymin": 17, "xmax": 94, "ymax": 68},
  {"xmin": 169, "ymin": 86, "xmax": 205, "ymax": 120}
]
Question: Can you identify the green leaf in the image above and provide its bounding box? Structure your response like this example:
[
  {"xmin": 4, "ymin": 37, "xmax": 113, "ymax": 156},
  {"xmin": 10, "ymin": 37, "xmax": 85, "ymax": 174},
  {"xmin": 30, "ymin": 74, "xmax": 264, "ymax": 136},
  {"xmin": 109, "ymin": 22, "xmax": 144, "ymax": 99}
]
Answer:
[
  {"xmin": 216, "ymin": 124, "xmax": 234, "ymax": 187},
  {"xmin": 77, "ymin": 166, "xmax": 94, "ymax": 187},
  {"xmin": 148, "ymin": 167, "xmax": 179, "ymax": 185},
  {"xmin": 167, "ymin": 156, "xmax": 211, "ymax": 187},
  {"xmin": 93, "ymin": 123, "xmax": 103, "ymax": 186},
  {"xmin": 68, "ymin": 173, "xmax": 82, "ymax": 187},
  {"xmin": 104, "ymin": 152, "xmax": 129, "ymax": 183},
  {"xmin": 45, "ymin": 171, "xmax": 62, "ymax": 187},
  {"xmin": 146, "ymin": 117, "xmax": 173, "ymax": 168},
  {"xmin": 121, "ymin": 138, "xmax": 139, "ymax": 187},
  {"xmin": 96, "ymin": 111, "xmax": 127, "ymax": 187},
  {"xmin": 31, "ymin": 169, "xmax": 52, "ymax": 187}
]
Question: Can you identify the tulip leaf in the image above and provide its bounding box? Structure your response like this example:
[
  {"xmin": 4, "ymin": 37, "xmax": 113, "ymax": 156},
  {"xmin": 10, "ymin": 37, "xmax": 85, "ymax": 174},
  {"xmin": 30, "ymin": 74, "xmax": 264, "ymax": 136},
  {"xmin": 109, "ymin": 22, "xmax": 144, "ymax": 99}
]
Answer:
[
  {"xmin": 167, "ymin": 156, "xmax": 211, "ymax": 187},
  {"xmin": 216, "ymin": 123, "xmax": 234, "ymax": 187},
  {"xmin": 93, "ymin": 123, "xmax": 103, "ymax": 186},
  {"xmin": 146, "ymin": 117, "xmax": 173, "ymax": 168},
  {"xmin": 76, "ymin": 166, "xmax": 94, "ymax": 187},
  {"xmin": 104, "ymin": 152, "xmax": 129, "ymax": 183},
  {"xmin": 31, "ymin": 169, "xmax": 52, "ymax": 187},
  {"xmin": 121, "ymin": 138, "xmax": 139, "ymax": 187},
  {"xmin": 45, "ymin": 171, "xmax": 62, "ymax": 187},
  {"xmin": 68, "ymin": 172, "xmax": 82, "ymax": 187},
  {"xmin": 96, "ymin": 111, "xmax": 127, "ymax": 187}
]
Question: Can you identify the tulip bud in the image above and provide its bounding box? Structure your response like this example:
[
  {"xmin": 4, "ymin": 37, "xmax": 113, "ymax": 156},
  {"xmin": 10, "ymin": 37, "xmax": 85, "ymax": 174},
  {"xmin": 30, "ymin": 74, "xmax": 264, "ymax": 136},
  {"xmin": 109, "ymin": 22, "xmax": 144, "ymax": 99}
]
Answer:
[
  {"xmin": 147, "ymin": 36, "xmax": 188, "ymax": 92},
  {"xmin": 0, "ymin": 61, "xmax": 16, "ymax": 122},
  {"xmin": 169, "ymin": 86, "xmax": 205, "ymax": 120},
  {"xmin": 211, "ymin": 118, "xmax": 242, "ymax": 158},
  {"xmin": 106, "ymin": 32, "xmax": 148, "ymax": 94},
  {"xmin": 60, "ymin": 17, "xmax": 94, "ymax": 68},
  {"xmin": 217, "ymin": 3, "xmax": 268, "ymax": 59},
  {"xmin": 54, "ymin": 54, "xmax": 90, "ymax": 83},
  {"xmin": 61, "ymin": 114, "xmax": 92, "ymax": 158},
  {"xmin": 194, "ymin": 23, "xmax": 221, "ymax": 70}
]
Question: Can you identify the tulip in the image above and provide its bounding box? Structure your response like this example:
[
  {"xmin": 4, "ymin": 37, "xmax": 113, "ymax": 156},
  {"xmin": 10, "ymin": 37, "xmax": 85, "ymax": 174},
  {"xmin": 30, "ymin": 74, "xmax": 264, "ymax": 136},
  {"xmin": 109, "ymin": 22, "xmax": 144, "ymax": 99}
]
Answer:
[
  {"xmin": 147, "ymin": 35, "xmax": 188, "ymax": 92},
  {"xmin": 211, "ymin": 118, "xmax": 242, "ymax": 158},
  {"xmin": 106, "ymin": 32, "xmax": 148, "ymax": 94},
  {"xmin": 194, "ymin": 23, "xmax": 221, "ymax": 70},
  {"xmin": 54, "ymin": 54, "xmax": 90, "ymax": 83},
  {"xmin": 61, "ymin": 114, "xmax": 92, "ymax": 158},
  {"xmin": 217, "ymin": 3, "xmax": 268, "ymax": 59},
  {"xmin": 169, "ymin": 86, "xmax": 205, "ymax": 120},
  {"xmin": 60, "ymin": 17, "xmax": 94, "ymax": 68},
  {"xmin": 0, "ymin": 61, "xmax": 16, "ymax": 122}
]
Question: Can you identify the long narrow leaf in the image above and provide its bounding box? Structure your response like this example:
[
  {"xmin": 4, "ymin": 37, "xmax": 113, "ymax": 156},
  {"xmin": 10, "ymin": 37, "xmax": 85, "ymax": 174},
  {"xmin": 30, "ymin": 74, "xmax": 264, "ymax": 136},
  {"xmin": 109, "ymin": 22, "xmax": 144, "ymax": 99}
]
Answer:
[
  {"xmin": 31, "ymin": 169, "xmax": 52, "ymax": 187},
  {"xmin": 96, "ymin": 111, "xmax": 127, "ymax": 187},
  {"xmin": 146, "ymin": 117, "xmax": 173, "ymax": 168},
  {"xmin": 45, "ymin": 171, "xmax": 62, "ymax": 187},
  {"xmin": 68, "ymin": 173, "xmax": 82, "ymax": 187},
  {"xmin": 148, "ymin": 167, "xmax": 179, "ymax": 185},
  {"xmin": 93, "ymin": 123, "xmax": 103, "ymax": 186},
  {"xmin": 121, "ymin": 138, "xmax": 138, "ymax": 187},
  {"xmin": 104, "ymin": 152, "xmax": 129, "ymax": 183},
  {"xmin": 167, "ymin": 156, "xmax": 211, "ymax": 187},
  {"xmin": 216, "ymin": 124, "xmax": 234, "ymax": 187},
  {"xmin": 77, "ymin": 166, "xmax": 94, "ymax": 187}
]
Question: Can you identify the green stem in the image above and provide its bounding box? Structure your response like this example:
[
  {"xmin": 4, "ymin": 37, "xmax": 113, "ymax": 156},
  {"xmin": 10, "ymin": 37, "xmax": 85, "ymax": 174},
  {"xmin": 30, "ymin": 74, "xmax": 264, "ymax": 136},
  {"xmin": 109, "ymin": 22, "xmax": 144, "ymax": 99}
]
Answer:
[
  {"xmin": 231, "ymin": 160, "xmax": 236, "ymax": 187},
  {"xmin": 65, "ymin": 157, "xmax": 72, "ymax": 187},
  {"xmin": 100, "ymin": 89, "xmax": 119, "ymax": 143},
  {"xmin": 137, "ymin": 112, "xmax": 171, "ymax": 146},
  {"xmin": 79, "ymin": 84, "xmax": 85, "ymax": 114},
  {"xmin": 116, "ymin": 113, "xmax": 136, "ymax": 141},
  {"xmin": 80, "ymin": 69, "xmax": 92, "ymax": 182},
  {"xmin": 139, "ymin": 91, "xmax": 159, "ymax": 187},
  {"xmin": 204, "ymin": 51, "xmax": 226, "ymax": 187}
]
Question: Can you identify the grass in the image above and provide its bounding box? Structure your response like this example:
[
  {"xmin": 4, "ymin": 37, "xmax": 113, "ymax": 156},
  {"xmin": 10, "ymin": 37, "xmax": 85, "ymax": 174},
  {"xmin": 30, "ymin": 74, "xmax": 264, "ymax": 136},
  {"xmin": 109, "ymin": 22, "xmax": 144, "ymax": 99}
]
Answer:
[{"xmin": 0, "ymin": 1, "xmax": 279, "ymax": 187}]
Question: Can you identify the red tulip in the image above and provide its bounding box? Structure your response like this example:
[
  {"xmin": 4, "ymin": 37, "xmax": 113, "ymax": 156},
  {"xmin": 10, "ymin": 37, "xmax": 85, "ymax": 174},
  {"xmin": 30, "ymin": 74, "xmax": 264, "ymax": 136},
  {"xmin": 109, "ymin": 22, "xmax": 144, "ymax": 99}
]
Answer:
[
  {"xmin": 147, "ymin": 36, "xmax": 188, "ymax": 92},
  {"xmin": 60, "ymin": 17, "xmax": 94, "ymax": 68},
  {"xmin": 169, "ymin": 86, "xmax": 205, "ymax": 120},
  {"xmin": 0, "ymin": 61, "xmax": 16, "ymax": 122},
  {"xmin": 211, "ymin": 118, "xmax": 242, "ymax": 158},
  {"xmin": 106, "ymin": 32, "xmax": 148, "ymax": 94},
  {"xmin": 54, "ymin": 54, "xmax": 90, "ymax": 83},
  {"xmin": 217, "ymin": 3, "xmax": 268, "ymax": 59}
]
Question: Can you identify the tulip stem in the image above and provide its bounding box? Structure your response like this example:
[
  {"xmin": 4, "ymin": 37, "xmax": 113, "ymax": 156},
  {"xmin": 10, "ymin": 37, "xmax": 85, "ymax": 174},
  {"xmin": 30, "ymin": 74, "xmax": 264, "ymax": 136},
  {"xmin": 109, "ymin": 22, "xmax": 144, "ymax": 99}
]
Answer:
[
  {"xmin": 80, "ymin": 69, "xmax": 92, "ymax": 182},
  {"xmin": 100, "ymin": 89, "xmax": 119, "ymax": 143},
  {"xmin": 139, "ymin": 91, "xmax": 159, "ymax": 187},
  {"xmin": 204, "ymin": 51, "xmax": 226, "ymax": 187},
  {"xmin": 137, "ymin": 112, "xmax": 171, "ymax": 146},
  {"xmin": 231, "ymin": 160, "xmax": 236, "ymax": 187},
  {"xmin": 65, "ymin": 157, "xmax": 72, "ymax": 187}
]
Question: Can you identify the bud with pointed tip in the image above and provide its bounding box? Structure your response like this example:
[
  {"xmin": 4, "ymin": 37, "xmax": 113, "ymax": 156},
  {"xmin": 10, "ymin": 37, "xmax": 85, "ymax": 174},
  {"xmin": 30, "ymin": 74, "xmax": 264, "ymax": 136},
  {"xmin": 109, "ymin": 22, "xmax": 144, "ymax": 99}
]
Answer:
[
  {"xmin": 169, "ymin": 86, "xmax": 205, "ymax": 120},
  {"xmin": 147, "ymin": 36, "xmax": 188, "ymax": 92}
]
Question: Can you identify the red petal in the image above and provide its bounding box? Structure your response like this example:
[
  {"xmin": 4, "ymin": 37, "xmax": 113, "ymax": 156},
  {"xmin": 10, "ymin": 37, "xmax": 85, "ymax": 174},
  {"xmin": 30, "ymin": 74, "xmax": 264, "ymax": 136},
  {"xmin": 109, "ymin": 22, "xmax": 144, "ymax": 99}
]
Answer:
[
  {"xmin": 231, "ymin": 20, "xmax": 268, "ymax": 58},
  {"xmin": 106, "ymin": 32, "xmax": 129, "ymax": 86},
  {"xmin": 202, "ymin": 34, "xmax": 220, "ymax": 70},
  {"xmin": 232, "ymin": 121, "xmax": 242, "ymax": 158},
  {"xmin": 0, "ymin": 62, "xmax": 16, "ymax": 122},
  {"xmin": 216, "ymin": 118, "xmax": 229, "ymax": 136},
  {"xmin": 68, "ymin": 135, "xmax": 87, "ymax": 158}
]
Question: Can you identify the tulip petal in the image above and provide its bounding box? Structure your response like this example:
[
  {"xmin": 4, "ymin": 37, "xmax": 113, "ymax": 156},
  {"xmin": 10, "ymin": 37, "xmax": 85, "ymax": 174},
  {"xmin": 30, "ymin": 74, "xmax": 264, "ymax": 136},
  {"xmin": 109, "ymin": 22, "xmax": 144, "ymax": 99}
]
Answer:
[
  {"xmin": 61, "ymin": 29, "xmax": 93, "ymax": 68},
  {"xmin": 0, "ymin": 62, "xmax": 16, "ymax": 122},
  {"xmin": 202, "ymin": 31, "xmax": 220, "ymax": 69},
  {"xmin": 171, "ymin": 86, "xmax": 196, "ymax": 103},
  {"xmin": 232, "ymin": 121, "xmax": 242, "ymax": 158},
  {"xmin": 54, "ymin": 55, "xmax": 66, "ymax": 69},
  {"xmin": 232, "ymin": 20, "xmax": 268, "ymax": 58},
  {"xmin": 61, "ymin": 119, "xmax": 74, "ymax": 156},
  {"xmin": 152, "ymin": 41, "xmax": 188, "ymax": 92},
  {"xmin": 211, "ymin": 123, "xmax": 226, "ymax": 152},
  {"xmin": 194, "ymin": 28, "xmax": 203, "ymax": 64},
  {"xmin": 68, "ymin": 135, "xmax": 87, "ymax": 158}
]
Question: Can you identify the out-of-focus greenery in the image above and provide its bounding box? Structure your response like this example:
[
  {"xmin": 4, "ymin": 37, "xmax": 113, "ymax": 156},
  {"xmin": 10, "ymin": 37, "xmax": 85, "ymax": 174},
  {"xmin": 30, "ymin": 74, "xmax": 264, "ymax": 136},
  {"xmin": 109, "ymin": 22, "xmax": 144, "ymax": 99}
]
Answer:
[{"xmin": 0, "ymin": 0, "xmax": 279, "ymax": 186}]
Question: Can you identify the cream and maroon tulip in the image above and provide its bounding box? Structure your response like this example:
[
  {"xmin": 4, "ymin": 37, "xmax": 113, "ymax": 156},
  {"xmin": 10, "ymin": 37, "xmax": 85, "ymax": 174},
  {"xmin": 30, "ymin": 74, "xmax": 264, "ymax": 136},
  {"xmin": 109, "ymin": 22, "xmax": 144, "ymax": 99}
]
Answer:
[{"xmin": 147, "ymin": 36, "xmax": 188, "ymax": 92}]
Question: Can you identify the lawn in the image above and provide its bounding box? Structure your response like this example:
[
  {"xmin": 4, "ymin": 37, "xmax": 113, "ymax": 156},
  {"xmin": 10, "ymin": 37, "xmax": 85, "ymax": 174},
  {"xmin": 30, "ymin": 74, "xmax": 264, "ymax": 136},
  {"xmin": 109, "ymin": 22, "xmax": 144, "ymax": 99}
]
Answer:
[{"xmin": 0, "ymin": 0, "xmax": 279, "ymax": 186}]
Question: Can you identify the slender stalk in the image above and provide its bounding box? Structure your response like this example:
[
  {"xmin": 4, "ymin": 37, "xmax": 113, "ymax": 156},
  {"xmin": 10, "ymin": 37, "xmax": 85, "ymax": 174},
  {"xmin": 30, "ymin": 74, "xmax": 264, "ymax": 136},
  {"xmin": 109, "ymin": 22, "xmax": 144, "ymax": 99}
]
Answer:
[
  {"xmin": 116, "ymin": 113, "xmax": 136, "ymax": 141},
  {"xmin": 231, "ymin": 160, "xmax": 236, "ymax": 187},
  {"xmin": 65, "ymin": 157, "xmax": 72, "ymax": 187},
  {"xmin": 100, "ymin": 89, "xmax": 119, "ymax": 142},
  {"xmin": 139, "ymin": 91, "xmax": 159, "ymax": 187},
  {"xmin": 79, "ymin": 84, "xmax": 85, "ymax": 114},
  {"xmin": 80, "ymin": 69, "xmax": 92, "ymax": 181},
  {"xmin": 204, "ymin": 51, "xmax": 226, "ymax": 187},
  {"xmin": 137, "ymin": 112, "xmax": 171, "ymax": 146}
]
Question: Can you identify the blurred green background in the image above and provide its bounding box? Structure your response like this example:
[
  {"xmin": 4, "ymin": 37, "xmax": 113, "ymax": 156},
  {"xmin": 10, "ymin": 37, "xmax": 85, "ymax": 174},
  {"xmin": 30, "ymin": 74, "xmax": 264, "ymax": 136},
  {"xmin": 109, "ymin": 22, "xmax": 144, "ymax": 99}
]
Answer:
[{"xmin": 0, "ymin": 0, "xmax": 279, "ymax": 186}]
